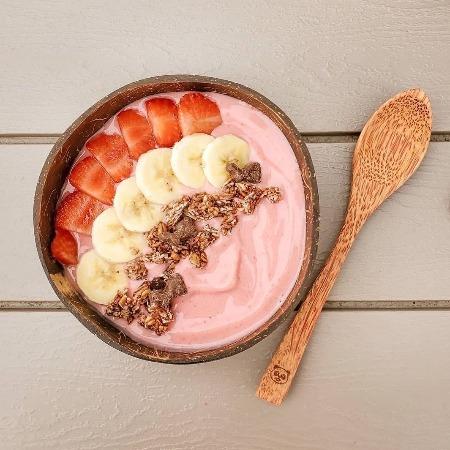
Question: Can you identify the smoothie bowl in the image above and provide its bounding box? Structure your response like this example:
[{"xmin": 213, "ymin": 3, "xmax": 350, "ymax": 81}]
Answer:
[{"xmin": 34, "ymin": 75, "xmax": 319, "ymax": 363}]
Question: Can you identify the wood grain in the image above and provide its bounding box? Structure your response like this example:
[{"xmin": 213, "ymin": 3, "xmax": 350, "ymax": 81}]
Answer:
[
  {"xmin": 2, "ymin": 310, "xmax": 450, "ymax": 450},
  {"xmin": 1, "ymin": 142, "xmax": 449, "ymax": 302},
  {"xmin": 1, "ymin": 1, "xmax": 450, "ymax": 133},
  {"xmin": 257, "ymin": 89, "xmax": 432, "ymax": 404}
]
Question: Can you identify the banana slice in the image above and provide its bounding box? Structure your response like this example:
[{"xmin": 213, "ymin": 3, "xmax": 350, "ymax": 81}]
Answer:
[
  {"xmin": 92, "ymin": 207, "xmax": 146, "ymax": 263},
  {"xmin": 171, "ymin": 133, "xmax": 214, "ymax": 188},
  {"xmin": 136, "ymin": 148, "xmax": 181, "ymax": 204},
  {"xmin": 114, "ymin": 177, "xmax": 162, "ymax": 232},
  {"xmin": 76, "ymin": 250, "xmax": 128, "ymax": 305},
  {"xmin": 202, "ymin": 134, "xmax": 250, "ymax": 187}
]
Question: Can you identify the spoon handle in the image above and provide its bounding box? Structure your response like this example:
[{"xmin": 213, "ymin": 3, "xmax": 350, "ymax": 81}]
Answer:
[{"xmin": 256, "ymin": 218, "xmax": 361, "ymax": 405}]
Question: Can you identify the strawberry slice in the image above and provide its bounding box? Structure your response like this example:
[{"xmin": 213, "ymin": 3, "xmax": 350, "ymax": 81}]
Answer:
[
  {"xmin": 69, "ymin": 156, "xmax": 115, "ymax": 205},
  {"xmin": 117, "ymin": 109, "xmax": 156, "ymax": 159},
  {"xmin": 178, "ymin": 92, "xmax": 222, "ymax": 136},
  {"xmin": 50, "ymin": 229, "xmax": 78, "ymax": 265},
  {"xmin": 145, "ymin": 98, "xmax": 182, "ymax": 147},
  {"xmin": 86, "ymin": 132, "xmax": 133, "ymax": 182},
  {"xmin": 55, "ymin": 191, "xmax": 105, "ymax": 235}
]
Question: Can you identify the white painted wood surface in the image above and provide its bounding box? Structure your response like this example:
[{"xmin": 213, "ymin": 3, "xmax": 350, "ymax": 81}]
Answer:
[
  {"xmin": 1, "ymin": 1, "xmax": 450, "ymax": 448},
  {"xmin": 1, "ymin": 0, "xmax": 450, "ymax": 133},
  {"xmin": 1, "ymin": 143, "xmax": 448, "ymax": 302},
  {"xmin": 2, "ymin": 311, "xmax": 450, "ymax": 450}
]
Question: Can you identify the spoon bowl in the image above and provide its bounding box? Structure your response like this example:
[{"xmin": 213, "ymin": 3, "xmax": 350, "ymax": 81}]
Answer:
[{"xmin": 352, "ymin": 89, "xmax": 432, "ymax": 216}]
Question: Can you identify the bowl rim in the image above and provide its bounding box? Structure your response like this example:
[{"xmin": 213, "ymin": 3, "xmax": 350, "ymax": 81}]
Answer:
[{"xmin": 33, "ymin": 74, "xmax": 319, "ymax": 364}]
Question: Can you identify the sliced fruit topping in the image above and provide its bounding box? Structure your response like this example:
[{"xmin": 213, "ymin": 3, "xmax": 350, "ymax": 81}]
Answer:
[
  {"xmin": 171, "ymin": 133, "xmax": 214, "ymax": 189},
  {"xmin": 55, "ymin": 191, "xmax": 105, "ymax": 235},
  {"xmin": 136, "ymin": 148, "xmax": 181, "ymax": 204},
  {"xmin": 114, "ymin": 177, "xmax": 162, "ymax": 232},
  {"xmin": 178, "ymin": 92, "xmax": 222, "ymax": 136},
  {"xmin": 69, "ymin": 156, "xmax": 115, "ymax": 205},
  {"xmin": 86, "ymin": 132, "xmax": 133, "ymax": 182},
  {"xmin": 202, "ymin": 134, "xmax": 250, "ymax": 187},
  {"xmin": 76, "ymin": 249, "xmax": 128, "ymax": 305},
  {"xmin": 117, "ymin": 108, "xmax": 156, "ymax": 160},
  {"xmin": 92, "ymin": 207, "xmax": 146, "ymax": 263},
  {"xmin": 50, "ymin": 229, "xmax": 78, "ymax": 265},
  {"xmin": 145, "ymin": 98, "xmax": 182, "ymax": 147}
]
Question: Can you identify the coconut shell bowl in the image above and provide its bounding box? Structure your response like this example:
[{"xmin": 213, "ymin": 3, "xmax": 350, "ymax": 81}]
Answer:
[{"xmin": 34, "ymin": 75, "xmax": 319, "ymax": 363}]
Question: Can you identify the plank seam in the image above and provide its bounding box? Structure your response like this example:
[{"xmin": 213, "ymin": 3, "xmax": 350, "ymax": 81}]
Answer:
[
  {"xmin": 2, "ymin": 300, "xmax": 450, "ymax": 311},
  {"xmin": 0, "ymin": 132, "xmax": 449, "ymax": 145}
]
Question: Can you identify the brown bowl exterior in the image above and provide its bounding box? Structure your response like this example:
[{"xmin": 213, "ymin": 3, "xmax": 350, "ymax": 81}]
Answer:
[{"xmin": 33, "ymin": 75, "xmax": 319, "ymax": 364}]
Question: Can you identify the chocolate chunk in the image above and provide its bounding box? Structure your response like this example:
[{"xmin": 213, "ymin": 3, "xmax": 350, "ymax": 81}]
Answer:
[
  {"xmin": 173, "ymin": 216, "xmax": 198, "ymax": 242},
  {"xmin": 165, "ymin": 273, "xmax": 188, "ymax": 298},
  {"xmin": 149, "ymin": 272, "xmax": 187, "ymax": 309},
  {"xmin": 160, "ymin": 216, "xmax": 198, "ymax": 246},
  {"xmin": 226, "ymin": 162, "xmax": 262, "ymax": 183},
  {"xmin": 243, "ymin": 162, "xmax": 262, "ymax": 183},
  {"xmin": 150, "ymin": 276, "xmax": 166, "ymax": 291}
]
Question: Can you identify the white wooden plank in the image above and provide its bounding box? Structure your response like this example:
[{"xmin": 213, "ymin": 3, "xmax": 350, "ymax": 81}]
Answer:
[
  {"xmin": 1, "ymin": 310, "xmax": 450, "ymax": 449},
  {"xmin": 1, "ymin": 142, "xmax": 448, "ymax": 301},
  {"xmin": 1, "ymin": 0, "xmax": 450, "ymax": 133},
  {"xmin": 0, "ymin": 145, "xmax": 58, "ymax": 300},
  {"xmin": 314, "ymin": 142, "xmax": 450, "ymax": 300}
]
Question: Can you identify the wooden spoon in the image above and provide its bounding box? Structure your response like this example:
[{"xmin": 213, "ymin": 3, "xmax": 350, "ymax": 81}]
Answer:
[{"xmin": 257, "ymin": 89, "xmax": 432, "ymax": 405}]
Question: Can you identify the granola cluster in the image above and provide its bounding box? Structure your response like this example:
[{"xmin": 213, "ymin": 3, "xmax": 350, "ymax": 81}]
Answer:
[
  {"xmin": 107, "ymin": 162, "xmax": 282, "ymax": 337},
  {"xmin": 188, "ymin": 225, "xmax": 220, "ymax": 268},
  {"xmin": 137, "ymin": 273, "xmax": 187, "ymax": 335},
  {"xmin": 145, "ymin": 218, "xmax": 219, "ymax": 270},
  {"xmin": 143, "ymin": 162, "xmax": 282, "ymax": 273},
  {"xmin": 125, "ymin": 257, "xmax": 148, "ymax": 280},
  {"xmin": 138, "ymin": 306, "xmax": 174, "ymax": 336},
  {"xmin": 106, "ymin": 289, "xmax": 141, "ymax": 324},
  {"xmin": 107, "ymin": 273, "xmax": 187, "ymax": 335},
  {"xmin": 184, "ymin": 192, "xmax": 238, "ymax": 222},
  {"xmin": 223, "ymin": 182, "xmax": 282, "ymax": 215}
]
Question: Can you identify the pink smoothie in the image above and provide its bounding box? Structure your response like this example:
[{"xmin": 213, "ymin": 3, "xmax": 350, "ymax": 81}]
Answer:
[{"xmin": 62, "ymin": 92, "xmax": 306, "ymax": 352}]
